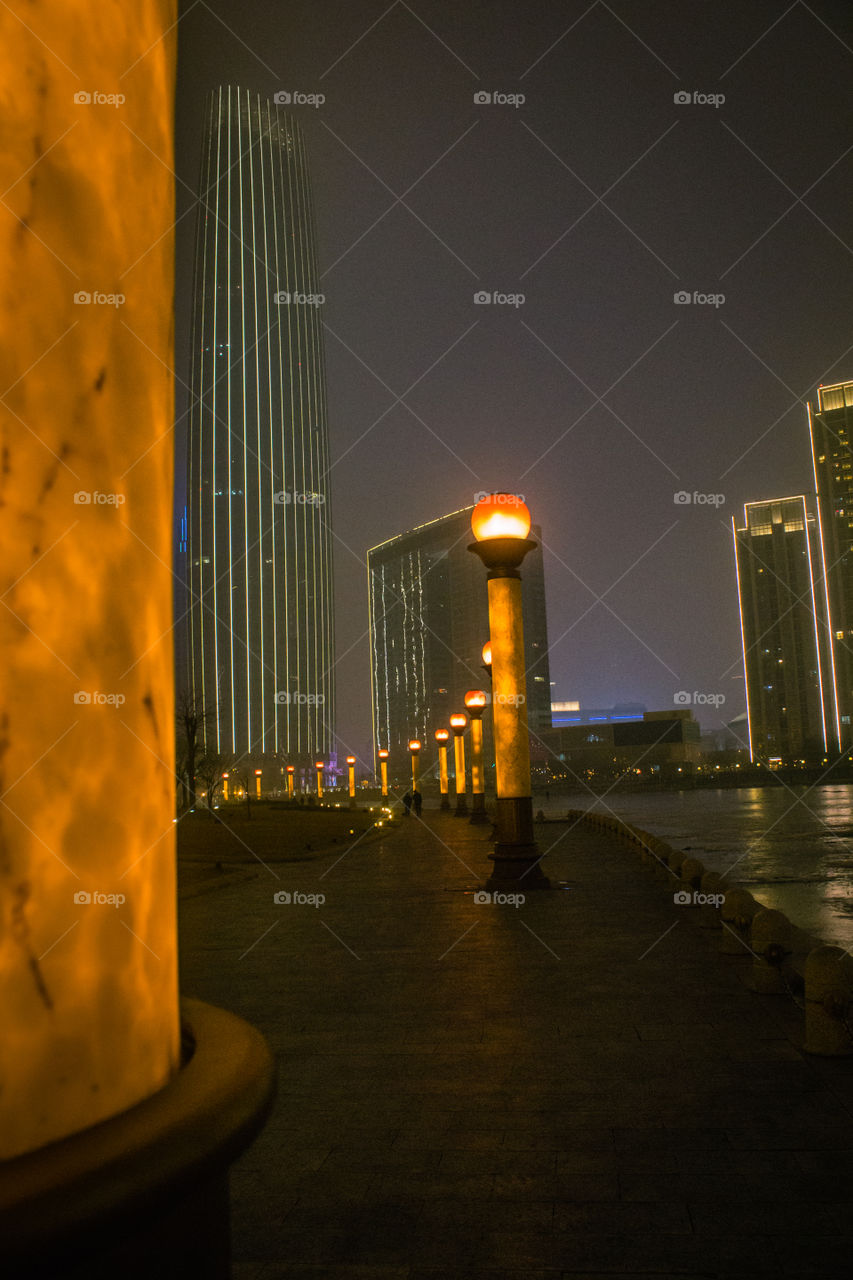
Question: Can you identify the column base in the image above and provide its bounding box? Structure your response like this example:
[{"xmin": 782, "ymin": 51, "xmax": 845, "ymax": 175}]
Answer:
[
  {"xmin": 469, "ymin": 794, "xmax": 489, "ymax": 824},
  {"xmin": 454, "ymin": 798, "xmax": 469, "ymax": 816},
  {"xmin": 440, "ymin": 796, "xmax": 451, "ymax": 811},
  {"xmin": 488, "ymin": 796, "xmax": 550, "ymax": 887},
  {"xmin": 0, "ymin": 997, "xmax": 276, "ymax": 1278}
]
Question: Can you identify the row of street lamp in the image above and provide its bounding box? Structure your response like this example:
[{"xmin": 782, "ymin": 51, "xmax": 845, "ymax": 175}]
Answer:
[{"xmin": 220, "ymin": 494, "xmax": 548, "ymax": 888}]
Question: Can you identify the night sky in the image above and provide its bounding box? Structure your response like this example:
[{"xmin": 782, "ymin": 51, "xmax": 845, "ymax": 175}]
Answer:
[{"xmin": 174, "ymin": 0, "xmax": 853, "ymax": 762}]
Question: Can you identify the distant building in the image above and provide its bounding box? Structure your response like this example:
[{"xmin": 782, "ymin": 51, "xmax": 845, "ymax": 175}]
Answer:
[
  {"xmin": 540, "ymin": 709, "xmax": 701, "ymax": 778},
  {"xmin": 550, "ymin": 701, "xmax": 647, "ymax": 727},
  {"xmin": 185, "ymin": 87, "xmax": 335, "ymax": 760},
  {"xmin": 733, "ymin": 496, "xmax": 832, "ymax": 764},
  {"xmin": 808, "ymin": 381, "xmax": 853, "ymax": 749},
  {"xmin": 368, "ymin": 507, "xmax": 551, "ymax": 768}
]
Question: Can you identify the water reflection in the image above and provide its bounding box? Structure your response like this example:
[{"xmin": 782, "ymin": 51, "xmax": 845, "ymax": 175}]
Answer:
[{"xmin": 547, "ymin": 785, "xmax": 853, "ymax": 949}]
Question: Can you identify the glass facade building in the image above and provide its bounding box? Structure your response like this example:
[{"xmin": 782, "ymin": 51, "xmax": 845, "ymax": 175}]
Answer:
[
  {"xmin": 186, "ymin": 86, "xmax": 335, "ymax": 758},
  {"xmin": 808, "ymin": 380, "xmax": 853, "ymax": 751},
  {"xmin": 733, "ymin": 496, "xmax": 831, "ymax": 763},
  {"xmin": 367, "ymin": 507, "xmax": 551, "ymax": 772}
]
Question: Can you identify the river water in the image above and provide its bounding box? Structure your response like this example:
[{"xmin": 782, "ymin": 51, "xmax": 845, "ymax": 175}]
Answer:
[{"xmin": 540, "ymin": 785, "xmax": 853, "ymax": 950}]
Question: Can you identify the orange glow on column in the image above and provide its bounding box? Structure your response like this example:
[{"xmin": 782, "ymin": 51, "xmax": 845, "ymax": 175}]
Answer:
[{"xmin": 0, "ymin": 4, "xmax": 179, "ymax": 1160}]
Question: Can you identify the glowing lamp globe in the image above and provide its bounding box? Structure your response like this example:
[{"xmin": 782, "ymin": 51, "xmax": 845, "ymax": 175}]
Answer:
[
  {"xmin": 465, "ymin": 690, "xmax": 487, "ymax": 710},
  {"xmin": 286, "ymin": 765, "xmax": 295, "ymax": 774},
  {"xmin": 471, "ymin": 493, "xmax": 531, "ymax": 542},
  {"xmin": 434, "ymin": 728, "xmax": 449, "ymax": 744},
  {"xmin": 378, "ymin": 748, "xmax": 389, "ymax": 760},
  {"xmin": 482, "ymin": 641, "xmax": 492, "ymax": 666},
  {"xmin": 346, "ymin": 756, "xmax": 356, "ymax": 765},
  {"xmin": 408, "ymin": 740, "xmax": 422, "ymax": 753},
  {"xmin": 449, "ymin": 713, "xmax": 468, "ymax": 732},
  {"xmin": 315, "ymin": 761, "xmax": 324, "ymax": 771},
  {"xmin": 254, "ymin": 769, "xmax": 262, "ymax": 776}
]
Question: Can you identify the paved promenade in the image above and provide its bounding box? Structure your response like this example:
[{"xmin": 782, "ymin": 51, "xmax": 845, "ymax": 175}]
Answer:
[{"xmin": 178, "ymin": 810, "xmax": 853, "ymax": 1279}]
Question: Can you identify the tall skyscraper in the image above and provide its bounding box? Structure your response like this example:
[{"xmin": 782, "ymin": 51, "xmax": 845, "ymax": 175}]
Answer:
[
  {"xmin": 186, "ymin": 86, "xmax": 335, "ymax": 759},
  {"xmin": 733, "ymin": 496, "xmax": 832, "ymax": 764},
  {"xmin": 368, "ymin": 507, "xmax": 551, "ymax": 768},
  {"xmin": 808, "ymin": 380, "xmax": 853, "ymax": 750}
]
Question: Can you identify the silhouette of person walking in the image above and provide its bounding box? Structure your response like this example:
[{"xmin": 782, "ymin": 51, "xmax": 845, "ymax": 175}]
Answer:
[
  {"xmin": 402, "ymin": 792, "xmax": 412, "ymax": 817},
  {"xmin": 412, "ymin": 789, "xmax": 422, "ymax": 817}
]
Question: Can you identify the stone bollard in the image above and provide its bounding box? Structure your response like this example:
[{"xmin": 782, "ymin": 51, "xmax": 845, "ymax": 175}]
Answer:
[
  {"xmin": 751, "ymin": 909, "xmax": 793, "ymax": 994},
  {"xmin": 697, "ymin": 871, "xmax": 724, "ymax": 929},
  {"xmin": 679, "ymin": 857, "xmax": 706, "ymax": 902},
  {"xmin": 659, "ymin": 846, "xmax": 684, "ymax": 885},
  {"xmin": 720, "ymin": 889, "xmax": 760, "ymax": 956},
  {"xmin": 804, "ymin": 946, "xmax": 853, "ymax": 1056}
]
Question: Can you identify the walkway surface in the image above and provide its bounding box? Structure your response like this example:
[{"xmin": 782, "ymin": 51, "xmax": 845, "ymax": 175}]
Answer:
[{"xmin": 178, "ymin": 810, "xmax": 853, "ymax": 1279}]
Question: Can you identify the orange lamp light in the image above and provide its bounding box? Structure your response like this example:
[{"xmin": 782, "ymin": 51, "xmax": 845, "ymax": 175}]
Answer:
[{"xmin": 471, "ymin": 493, "xmax": 531, "ymax": 542}]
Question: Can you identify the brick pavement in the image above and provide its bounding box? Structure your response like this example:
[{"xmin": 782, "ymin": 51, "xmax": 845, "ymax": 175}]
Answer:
[{"xmin": 178, "ymin": 809, "xmax": 853, "ymax": 1278}]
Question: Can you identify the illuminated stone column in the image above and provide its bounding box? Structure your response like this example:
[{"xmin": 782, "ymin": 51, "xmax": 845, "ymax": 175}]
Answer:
[
  {"xmin": 434, "ymin": 729, "xmax": 451, "ymax": 810},
  {"xmin": 378, "ymin": 748, "xmax": 389, "ymax": 798},
  {"xmin": 469, "ymin": 494, "xmax": 549, "ymax": 887},
  {"xmin": 287, "ymin": 764, "xmax": 295, "ymax": 798},
  {"xmin": 0, "ymin": 0, "xmax": 181, "ymax": 1161},
  {"xmin": 450, "ymin": 714, "xmax": 468, "ymax": 816},
  {"xmin": 465, "ymin": 691, "xmax": 489, "ymax": 824},
  {"xmin": 347, "ymin": 756, "xmax": 357, "ymax": 807},
  {"xmin": 316, "ymin": 761, "xmax": 324, "ymax": 799},
  {"xmin": 408, "ymin": 739, "xmax": 421, "ymax": 794}
]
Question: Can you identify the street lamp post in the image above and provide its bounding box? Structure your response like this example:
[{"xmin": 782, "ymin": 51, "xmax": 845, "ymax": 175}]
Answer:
[
  {"xmin": 434, "ymin": 728, "xmax": 451, "ymax": 810},
  {"xmin": 286, "ymin": 764, "xmax": 295, "ymax": 800},
  {"xmin": 254, "ymin": 768, "xmax": 262, "ymax": 799},
  {"xmin": 408, "ymin": 739, "xmax": 421, "ymax": 795},
  {"xmin": 221, "ymin": 771, "xmax": 229, "ymax": 803},
  {"xmin": 346, "ymin": 755, "xmax": 357, "ymax": 807},
  {"xmin": 469, "ymin": 492, "xmax": 549, "ymax": 888},
  {"xmin": 315, "ymin": 760, "xmax": 324, "ymax": 801},
  {"xmin": 482, "ymin": 640, "xmax": 492, "ymax": 678},
  {"xmin": 449, "ymin": 713, "xmax": 468, "ymax": 816},
  {"xmin": 377, "ymin": 747, "xmax": 389, "ymax": 799},
  {"xmin": 464, "ymin": 690, "xmax": 489, "ymax": 824}
]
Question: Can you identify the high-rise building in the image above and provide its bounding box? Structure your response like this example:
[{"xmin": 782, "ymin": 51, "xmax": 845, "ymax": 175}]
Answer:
[
  {"xmin": 367, "ymin": 507, "xmax": 551, "ymax": 770},
  {"xmin": 186, "ymin": 86, "xmax": 335, "ymax": 759},
  {"xmin": 808, "ymin": 380, "xmax": 853, "ymax": 750},
  {"xmin": 733, "ymin": 496, "xmax": 832, "ymax": 764}
]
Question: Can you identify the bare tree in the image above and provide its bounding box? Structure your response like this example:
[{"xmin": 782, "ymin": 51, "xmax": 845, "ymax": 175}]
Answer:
[
  {"xmin": 175, "ymin": 691, "xmax": 214, "ymax": 813},
  {"xmin": 195, "ymin": 752, "xmax": 232, "ymax": 818}
]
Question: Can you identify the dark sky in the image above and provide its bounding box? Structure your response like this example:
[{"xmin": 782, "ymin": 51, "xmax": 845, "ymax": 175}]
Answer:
[{"xmin": 174, "ymin": 0, "xmax": 853, "ymax": 761}]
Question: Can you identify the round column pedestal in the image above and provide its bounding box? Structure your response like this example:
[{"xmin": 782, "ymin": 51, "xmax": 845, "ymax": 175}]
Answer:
[
  {"xmin": 0, "ymin": 998, "xmax": 276, "ymax": 1278},
  {"xmin": 469, "ymin": 792, "xmax": 489, "ymax": 824},
  {"xmin": 487, "ymin": 796, "xmax": 550, "ymax": 889},
  {"xmin": 440, "ymin": 795, "xmax": 451, "ymax": 811},
  {"xmin": 454, "ymin": 796, "xmax": 469, "ymax": 816}
]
